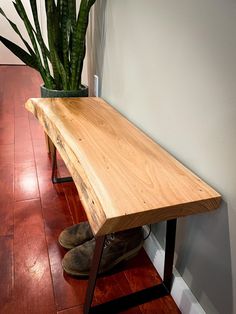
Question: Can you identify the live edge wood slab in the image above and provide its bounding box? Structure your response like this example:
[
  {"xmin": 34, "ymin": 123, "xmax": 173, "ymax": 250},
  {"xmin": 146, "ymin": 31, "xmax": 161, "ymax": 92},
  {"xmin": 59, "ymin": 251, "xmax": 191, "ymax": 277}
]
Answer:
[{"xmin": 25, "ymin": 97, "xmax": 221, "ymax": 236}]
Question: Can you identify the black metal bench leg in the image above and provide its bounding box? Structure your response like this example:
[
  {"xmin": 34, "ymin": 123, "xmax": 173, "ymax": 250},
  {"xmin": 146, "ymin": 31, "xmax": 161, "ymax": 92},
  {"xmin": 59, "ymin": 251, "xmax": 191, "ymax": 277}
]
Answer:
[
  {"xmin": 83, "ymin": 220, "xmax": 177, "ymax": 313},
  {"xmin": 51, "ymin": 143, "xmax": 73, "ymax": 184},
  {"xmin": 84, "ymin": 236, "xmax": 105, "ymax": 314},
  {"xmin": 163, "ymin": 219, "xmax": 177, "ymax": 292}
]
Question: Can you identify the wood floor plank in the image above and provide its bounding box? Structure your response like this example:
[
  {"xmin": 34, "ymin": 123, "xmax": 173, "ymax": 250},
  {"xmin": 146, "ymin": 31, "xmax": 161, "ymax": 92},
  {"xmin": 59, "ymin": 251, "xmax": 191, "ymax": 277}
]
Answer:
[
  {"xmin": 57, "ymin": 305, "xmax": 143, "ymax": 314},
  {"xmin": 0, "ymin": 76, "xmax": 14, "ymax": 144},
  {"xmin": 14, "ymin": 117, "xmax": 35, "ymax": 163},
  {"xmin": 57, "ymin": 305, "xmax": 141, "ymax": 314},
  {"xmin": 93, "ymin": 271, "xmax": 133, "ymax": 306},
  {"xmin": 0, "ymin": 200, "xmax": 14, "ymax": 236},
  {"xmin": 124, "ymin": 249, "xmax": 181, "ymax": 313},
  {"xmin": 57, "ymin": 305, "xmax": 84, "ymax": 314},
  {"xmin": 93, "ymin": 250, "xmax": 161, "ymax": 313},
  {"xmin": 31, "ymin": 133, "xmax": 88, "ymax": 310},
  {"xmin": 63, "ymin": 182, "xmax": 88, "ymax": 224},
  {"xmin": 50, "ymin": 258, "xmax": 88, "ymax": 311},
  {"xmin": 12, "ymin": 67, "xmax": 41, "ymax": 119},
  {"xmin": 0, "ymin": 105, "xmax": 13, "ymax": 120},
  {"xmin": 14, "ymin": 139, "xmax": 35, "ymax": 164},
  {"xmin": 29, "ymin": 116, "xmax": 46, "ymax": 141},
  {"xmin": 0, "ymin": 163, "xmax": 14, "ymax": 202},
  {"xmin": 0, "ymin": 68, "xmax": 15, "ymax": 146},
  {"xmin": 39, "ymin": 188, "xmax": 87, "ymax": 310},
  {"xmin": 0, "ymin": 144, "xmax": 14, "ymax": 163},
  {"xmin": 0, "ymin": 121, "xmax": 14, "ymax": 145},
  {"xmin": 0, "ymin": 235, "xmax": 13, "ymax": 313},
  {"xmin": 139, "ymin": 296, "xmax": 181, "ymax": 314},
  {"xmin": 124, "ymin": 249, "xmax": 162, "ymax": 290},
  {"xmin": 14, "ymin": 161, "xmax": 39, "ymax": 201},
  {"xmin": 13, "ymin": 199, "xmax": 56, "ymax": 314},
  {"xmin": 31, "ymin": 139, "xmax": 52, "ymax": 172},
  {"xmin": 35, "ymin": 161, "xmax": 86, "ymax": 310},
  {"xmin": 15, "ymin": 117, "xmax": 32, "ymax": 141},
  {"xmin": 13, "ymin": 86, "xmax": 36, "ymax": 163},
  {"xmin": 33, "ymin": 148, "xmax": 89, "ymax": 309}
]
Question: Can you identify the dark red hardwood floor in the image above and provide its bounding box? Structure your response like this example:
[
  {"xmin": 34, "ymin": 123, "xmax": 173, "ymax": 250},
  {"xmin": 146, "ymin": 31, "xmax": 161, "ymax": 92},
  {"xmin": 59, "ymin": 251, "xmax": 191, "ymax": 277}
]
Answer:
[{"xmin": 0, "ymin": 65, "xmax": 181, "ymax": 314}]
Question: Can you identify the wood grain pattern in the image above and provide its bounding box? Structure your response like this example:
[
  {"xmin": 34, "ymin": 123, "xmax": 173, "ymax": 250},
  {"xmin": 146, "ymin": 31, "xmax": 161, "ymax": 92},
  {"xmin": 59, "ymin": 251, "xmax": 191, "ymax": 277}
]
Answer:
[
  {"xmin": 0, "ymin": 144, "xmax": 14, "ymax": 163},
  {"xmin": 26, "ymin": 97, "xmax": 221, "ymax": 236},
  {"xmin": 0, "ymin": 162, "xmax": 14, "ymax": 236},
  {"xmin": 14, "ymin": 116, "xmax": 35, "ymax": 163},
  {"xmin": 13, "ymin": 199, "xmax": 56, "ymax": 314},
  {"xmin": 38, "ymin": 180, "xmax": 88, "ymax": 311},
  {"xmin": 0, "ymin": 200, "xmax": 14, "ymax": 236},
  {"xmin": 14, "ymin": 161, "xmax": 39, "ymax": 201},
  {"xmin": 57, "ymin": 305, "xmax": 84, "ymax": 314},
  {"xmin": 63, "ymin": 182, "xmax": 88, "ymax": 224},
  {"xmin": 0, "ymin": 236, "xmax": 13, "ymax": 313}
]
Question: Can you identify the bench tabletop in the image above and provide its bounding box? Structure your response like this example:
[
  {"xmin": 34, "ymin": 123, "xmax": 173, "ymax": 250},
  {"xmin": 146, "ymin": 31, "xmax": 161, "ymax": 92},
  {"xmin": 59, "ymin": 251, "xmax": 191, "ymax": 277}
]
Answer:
[{"xmin": 25, "ymin": 97, "xmax": 221, "ymax": 236}]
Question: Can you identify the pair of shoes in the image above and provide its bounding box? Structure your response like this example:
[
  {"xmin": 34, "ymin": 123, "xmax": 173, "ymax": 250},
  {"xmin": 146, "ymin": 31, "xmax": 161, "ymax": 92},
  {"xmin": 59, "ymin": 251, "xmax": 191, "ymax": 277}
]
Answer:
[
  {"xmin": 59, "ymin": 222, "xmax": 143, "ymax": 277},
  {"xmin": 58, "ymin": 221, "xmax": 93, "ymax": 250}
]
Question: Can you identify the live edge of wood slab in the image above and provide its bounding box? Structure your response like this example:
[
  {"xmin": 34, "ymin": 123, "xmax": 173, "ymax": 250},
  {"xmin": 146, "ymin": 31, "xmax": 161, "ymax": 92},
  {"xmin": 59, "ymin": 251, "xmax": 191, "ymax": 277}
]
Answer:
[{"xmin": 25, "ymin": 97, "xmax": 221, "ymax": 236}]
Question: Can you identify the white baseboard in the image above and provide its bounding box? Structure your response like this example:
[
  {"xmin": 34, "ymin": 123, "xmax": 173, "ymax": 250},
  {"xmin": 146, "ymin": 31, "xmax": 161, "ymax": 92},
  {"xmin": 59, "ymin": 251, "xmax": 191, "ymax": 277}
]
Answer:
[{"xmin": 143, "ymin": 227, "xmax": 205, "ymax": 314}]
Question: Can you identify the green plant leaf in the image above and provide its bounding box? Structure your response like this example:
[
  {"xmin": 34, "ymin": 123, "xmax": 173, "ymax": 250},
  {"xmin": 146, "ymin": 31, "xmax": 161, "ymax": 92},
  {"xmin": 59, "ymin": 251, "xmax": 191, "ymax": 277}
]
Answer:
[
  {"xmin": 70, "ymin": 0, "xmax": 96, "ymax": 89},
  {"xmin": 1, "ymin": 0, "xmax": 96, "ymax": 90},
  {"xmin": 29, "ymin": 0, "xmax": 53, "ymax": 86},
  {"xmin": 70, "ymin": 0, "xmax": 88, "ymax": 89},
  {"xmin": 68, "ymin": 0, "xmax": 76, "ymax": 30},
  {"xmin": 61, "ymin": 0, "xmax": 70, "ymax": 86},
  {"xmin": 13, "ymin": 0, "xmax": 52, "ymax": 87},
  {"xmin": 46, "ymin": 0, "xmax": 61, "ymax": 88},
  {"xmin": 0, "ymin": 35, "xmax": 39, "ymax": 70},
  {"xmin": 0, "ymin": 7, "xmax": 35, "ymax": 56},
  {"xmin": 88, "ymin": 0, "xmax": 96, "ymax": 7},
  {"xmin": 53, "ymin": 49, "xmax": 68, "ymax": 89}
]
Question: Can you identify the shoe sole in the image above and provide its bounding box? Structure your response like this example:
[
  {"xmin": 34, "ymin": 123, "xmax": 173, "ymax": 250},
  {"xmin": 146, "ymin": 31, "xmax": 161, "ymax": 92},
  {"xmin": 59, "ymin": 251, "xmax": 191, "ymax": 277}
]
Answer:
[{"xmin": 62, "ymin": 240, "xmax": 144, "ymax": 277}]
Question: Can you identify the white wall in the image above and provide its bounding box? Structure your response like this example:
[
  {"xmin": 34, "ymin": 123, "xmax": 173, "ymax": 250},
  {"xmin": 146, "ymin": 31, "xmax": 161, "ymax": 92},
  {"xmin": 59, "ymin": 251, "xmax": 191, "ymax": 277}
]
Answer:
[{"xmin": 90, "ymin": 1, "xmax": 236, "ymax": 313}]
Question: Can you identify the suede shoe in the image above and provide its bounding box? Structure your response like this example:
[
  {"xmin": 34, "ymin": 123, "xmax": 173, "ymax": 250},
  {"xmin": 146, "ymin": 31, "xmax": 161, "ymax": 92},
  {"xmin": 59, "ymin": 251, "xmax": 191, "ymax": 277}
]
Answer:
[
  {"xmin": 58, "ymin": 221, "xmax": 94, "ymax": 250},
  {"xmin": 62, "ymin": 227, "xmax": 144, "ymax": 277}
]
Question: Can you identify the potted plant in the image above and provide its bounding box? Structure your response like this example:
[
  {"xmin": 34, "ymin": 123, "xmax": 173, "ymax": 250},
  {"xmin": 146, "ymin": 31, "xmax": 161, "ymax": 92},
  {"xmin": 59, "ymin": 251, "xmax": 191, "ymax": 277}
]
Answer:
[
  {"xmin": 0, "ymin": 0, "xmax": 96, "ymax": 97},
  {"xmin": 1, "ymin": 0, "xmax": 96, "ymax": 176}
]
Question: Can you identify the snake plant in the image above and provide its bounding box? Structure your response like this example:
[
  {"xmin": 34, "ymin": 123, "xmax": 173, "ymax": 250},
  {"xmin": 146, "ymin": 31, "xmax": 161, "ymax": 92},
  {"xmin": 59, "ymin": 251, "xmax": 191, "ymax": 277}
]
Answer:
[{"xmin": 0, "ymin": 0, "xmax": 96, "ymax": 90}]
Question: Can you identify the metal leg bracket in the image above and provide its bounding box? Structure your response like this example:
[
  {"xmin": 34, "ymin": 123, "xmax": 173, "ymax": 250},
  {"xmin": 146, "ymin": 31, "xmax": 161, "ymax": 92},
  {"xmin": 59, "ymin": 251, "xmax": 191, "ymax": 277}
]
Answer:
[
  {"xmin": 84, "ymin": 219, "xmax": 177, "ymax": 313},
  {"xmin": 51, "ymin": 144, "xmax": 73, "ymax": 184}
]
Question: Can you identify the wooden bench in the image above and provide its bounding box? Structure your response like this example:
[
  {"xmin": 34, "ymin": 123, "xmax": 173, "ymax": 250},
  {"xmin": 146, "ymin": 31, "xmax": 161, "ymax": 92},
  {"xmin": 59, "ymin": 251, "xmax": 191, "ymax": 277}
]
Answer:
[{"xmin": 26, "ymin": 97, "xmax": 221, "ymax": 313}]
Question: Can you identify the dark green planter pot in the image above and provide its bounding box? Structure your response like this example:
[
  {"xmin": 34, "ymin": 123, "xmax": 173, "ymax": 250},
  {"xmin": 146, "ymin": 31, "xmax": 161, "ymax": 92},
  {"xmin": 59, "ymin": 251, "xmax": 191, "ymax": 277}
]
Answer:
[{"xmin": 40, "ymin": 84, "xmax": 88, "ymax": 98}]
